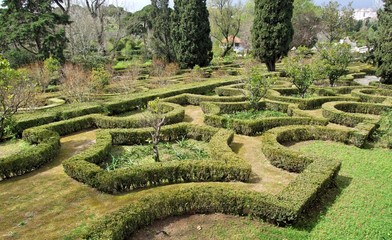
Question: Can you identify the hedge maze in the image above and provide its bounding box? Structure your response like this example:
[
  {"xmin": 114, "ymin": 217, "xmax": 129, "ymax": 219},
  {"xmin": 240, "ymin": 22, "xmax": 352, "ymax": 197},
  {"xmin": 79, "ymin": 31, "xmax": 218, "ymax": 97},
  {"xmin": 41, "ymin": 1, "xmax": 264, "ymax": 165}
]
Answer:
[{"xmin": 1, "ymin": 68, "xmax": 391, "ymax": 239}]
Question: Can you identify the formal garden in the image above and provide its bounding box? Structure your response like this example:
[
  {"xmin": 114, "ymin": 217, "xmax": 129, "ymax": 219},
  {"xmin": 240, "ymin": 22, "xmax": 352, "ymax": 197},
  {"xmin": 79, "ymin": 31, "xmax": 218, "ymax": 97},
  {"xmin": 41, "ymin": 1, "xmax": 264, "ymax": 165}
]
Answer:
[{"xmin": 1, "ymin": 0, "xmax": 392, "ymax": 239}]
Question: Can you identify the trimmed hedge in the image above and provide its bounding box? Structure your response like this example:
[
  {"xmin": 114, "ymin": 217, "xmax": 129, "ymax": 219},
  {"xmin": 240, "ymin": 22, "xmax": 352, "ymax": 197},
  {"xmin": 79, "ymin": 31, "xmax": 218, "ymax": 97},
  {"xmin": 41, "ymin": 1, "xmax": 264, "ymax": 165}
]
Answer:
[
  {"xmin": 14, "ymin": 103, "xmax": 104, "ymax": 135},
  {"xmin": 63, "ymin": 123, "xmax": 252, "ymax": 193},
  {"xmin": 322, "ymin": 101, "xmax": 392, "ymax": 127},
  {"xmin": 163, "ymin": 93, "xmax": 246, "ymax": 105},
  {"xmin": 260, "ymin": 125, "xmax": 366, "ymax": 173},
  {"xmin": 369, "ymin": 82, "xmax": 392, "ymax": 90},
  {"xmin": 104, "ymin": 79, "xmax": 241, "ymax": 115},
  {"xmin": 74, "ymin": 125, "xmax": 353, "ymax": 239},
  {"xmin": 12, "ymin": 79, "xmax": 240, "ymax": 133},
  {"xmin": 267, "ymin": 88, "xmax": 359, "ymax": 110},
  {"xmin": 201, "ymin": 101, "xmax": 327, "ymax": 135},
  {"xmin": 0, "ymin": 129, "xmax": 60, "ymax": 180},
  {"xmin": 352, "ymin": 88, "xmax": 392, "ymax": 103},
  {"xmin": 94, "ymin": 102, "xmax": 185, "ymax": 129}
]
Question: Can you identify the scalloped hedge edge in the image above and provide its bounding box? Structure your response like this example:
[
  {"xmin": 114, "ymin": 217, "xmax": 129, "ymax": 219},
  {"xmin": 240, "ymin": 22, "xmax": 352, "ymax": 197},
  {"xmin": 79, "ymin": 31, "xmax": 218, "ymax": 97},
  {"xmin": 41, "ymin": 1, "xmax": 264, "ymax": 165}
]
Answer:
[
  {"xmin": 74, "ymin": 125, "xmax": 351, "ymax": 239},
  {"xmin": 63, "ymin": 123, "xmax": 252, "ymax": 193},
  {"xmin": 322, "ymin": 101, "xmax": 392, "ymax": 127},
  {"xmin": 0, "ymin": 129, "xmax": 60, "ymax": 180},
  {"xmin": 201, "ymin": 100, "xmax": 328, "ymax": 135}
]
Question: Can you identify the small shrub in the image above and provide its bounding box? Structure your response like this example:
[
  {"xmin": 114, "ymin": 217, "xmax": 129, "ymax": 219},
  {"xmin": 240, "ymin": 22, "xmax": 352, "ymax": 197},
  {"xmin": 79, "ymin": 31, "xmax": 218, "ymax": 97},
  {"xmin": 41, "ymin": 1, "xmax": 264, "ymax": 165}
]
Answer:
[
  {"xmin": 60, "ymin": 64, "xmax": 92, "ymax": 103},
  {"xmin": 91, "ymin": 65, "xmax": 112, "ymax": 92}
]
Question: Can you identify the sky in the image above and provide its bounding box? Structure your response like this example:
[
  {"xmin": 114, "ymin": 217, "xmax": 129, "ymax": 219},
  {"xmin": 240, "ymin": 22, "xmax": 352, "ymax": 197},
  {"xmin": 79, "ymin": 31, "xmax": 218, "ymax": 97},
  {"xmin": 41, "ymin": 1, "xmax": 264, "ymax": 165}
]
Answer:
[
  {"xmin": 124, "ymin": 0, "xmax": 377, "ymax": 12},
  {"xmin": 0, "ymin": 0, "xmax": 379, "ymax": 12}
]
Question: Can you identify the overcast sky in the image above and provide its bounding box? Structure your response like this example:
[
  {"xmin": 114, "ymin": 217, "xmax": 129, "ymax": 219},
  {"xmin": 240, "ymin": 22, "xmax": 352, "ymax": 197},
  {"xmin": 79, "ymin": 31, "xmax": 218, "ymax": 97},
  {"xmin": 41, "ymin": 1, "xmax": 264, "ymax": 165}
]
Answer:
[
  {"xmin": 0, "ymin": 0, "xmax": 378, "ymax": 12},
  {"xmin": 124, "ymin": 0, "xmax": 376, "ymax": 12}
]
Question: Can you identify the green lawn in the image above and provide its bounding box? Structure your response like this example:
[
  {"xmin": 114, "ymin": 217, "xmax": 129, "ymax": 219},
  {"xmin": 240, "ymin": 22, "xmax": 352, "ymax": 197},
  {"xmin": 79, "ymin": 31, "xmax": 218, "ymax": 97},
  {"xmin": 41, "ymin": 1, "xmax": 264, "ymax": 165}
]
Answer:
[{"xmin": 179, "ymin": 141, "xmax": 392, "ymax": 240}]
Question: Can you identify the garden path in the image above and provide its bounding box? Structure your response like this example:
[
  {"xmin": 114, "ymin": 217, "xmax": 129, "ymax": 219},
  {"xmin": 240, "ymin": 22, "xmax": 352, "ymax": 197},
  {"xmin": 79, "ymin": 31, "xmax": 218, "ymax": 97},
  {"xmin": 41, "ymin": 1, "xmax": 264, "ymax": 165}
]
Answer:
[{"xmin": 184, "ymin": 105, "xmax": 297, "ymax": 194}]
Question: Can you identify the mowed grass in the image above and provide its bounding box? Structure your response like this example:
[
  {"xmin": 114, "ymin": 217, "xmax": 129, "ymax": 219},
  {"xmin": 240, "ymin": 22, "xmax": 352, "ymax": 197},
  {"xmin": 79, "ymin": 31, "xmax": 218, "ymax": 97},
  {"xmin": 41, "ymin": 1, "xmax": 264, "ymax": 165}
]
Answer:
[
  {"xmin": 1, "ymin": 131, "xmax": 391, "ymax": 239},
  {"xmin": 165, "ymin": 141, "xmax": 392, "ymax": 240}
]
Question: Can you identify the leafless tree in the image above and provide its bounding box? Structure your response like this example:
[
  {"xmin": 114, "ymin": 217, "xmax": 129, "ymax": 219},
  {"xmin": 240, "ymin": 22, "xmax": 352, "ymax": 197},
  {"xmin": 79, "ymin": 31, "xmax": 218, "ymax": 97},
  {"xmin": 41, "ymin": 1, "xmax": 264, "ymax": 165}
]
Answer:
[{"xmin": 209, "ymin": 0, "xmax": 242, "ymax": 57}]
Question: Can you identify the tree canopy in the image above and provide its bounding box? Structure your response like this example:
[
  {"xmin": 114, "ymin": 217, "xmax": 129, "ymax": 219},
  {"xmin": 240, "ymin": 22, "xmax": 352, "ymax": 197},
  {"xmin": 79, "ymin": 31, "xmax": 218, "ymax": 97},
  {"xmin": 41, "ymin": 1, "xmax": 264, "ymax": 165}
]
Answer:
[{"xmin": 252, "ymin": 0, "xmax": 294, "ymax": 71}]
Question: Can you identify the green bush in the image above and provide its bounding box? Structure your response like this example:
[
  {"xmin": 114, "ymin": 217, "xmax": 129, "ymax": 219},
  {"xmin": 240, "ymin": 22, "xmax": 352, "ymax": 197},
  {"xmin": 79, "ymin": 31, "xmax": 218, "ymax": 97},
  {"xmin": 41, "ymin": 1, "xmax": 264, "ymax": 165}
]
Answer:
[
  {"xmin": 63, "ymin": 123, "xmax": 252, "ymax": 193},
  {"xmin": 0, "ymin": 129, "xmax": 60, "ymax": 180},
  {"xmin": 202, "ymin": 101, "xmax": 327, "ymax": 135},
  {"xmin": 322, "ymin": 101, "xmax": 392, "ymax": 127}
]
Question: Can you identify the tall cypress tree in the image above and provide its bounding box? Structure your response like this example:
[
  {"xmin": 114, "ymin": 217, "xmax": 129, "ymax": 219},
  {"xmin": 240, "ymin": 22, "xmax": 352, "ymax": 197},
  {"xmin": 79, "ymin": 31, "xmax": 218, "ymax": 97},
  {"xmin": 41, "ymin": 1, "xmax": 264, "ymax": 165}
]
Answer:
[
  {"xmin": 151, "ymin": 0, "xmax": 175, "ymax": 62},
  {"xmin": 375, "ymin": 0, "xmax": 392, "ymax": 84},
  {"xmin": 171, "ymin": 0, "xmax": 213, "ymax": 69},
  {"xmin": 252, "ymin": 0, "xmax": 294, "ymax": 71}
]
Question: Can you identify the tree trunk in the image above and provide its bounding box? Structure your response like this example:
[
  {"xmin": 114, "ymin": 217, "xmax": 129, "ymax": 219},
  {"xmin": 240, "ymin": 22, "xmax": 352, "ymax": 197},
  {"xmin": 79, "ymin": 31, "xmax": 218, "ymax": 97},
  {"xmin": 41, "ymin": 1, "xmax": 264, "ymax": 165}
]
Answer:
[
  {"xmin": 329, "ymin": 78, "xmax": 335, "ymax": 87},
  {"xmin": 153, "ymin": 143, "xmax": 160, "ymax": 162},
  {"xmin": 266, "ymin": 60, "xmax": 276, "ymax": 72}
]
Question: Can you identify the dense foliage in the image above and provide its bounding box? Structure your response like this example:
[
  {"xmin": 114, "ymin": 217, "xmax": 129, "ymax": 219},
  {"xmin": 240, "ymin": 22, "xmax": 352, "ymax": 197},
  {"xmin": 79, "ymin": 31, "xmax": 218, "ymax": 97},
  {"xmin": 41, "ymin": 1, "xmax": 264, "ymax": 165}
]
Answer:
[
  {"xmin": 375, "ymin": 0, "xmax": 392, "ymax": 84},
  {"xmin": 0, "ymin": 0, "xmax": 70, "ymax": 63},
  {"xmin": 252, "ymin": 0, "xmax": 294, "ymax": 71},
  {"xmin": 171, "ymin": 0, "xmax": 213, "ymax": 68}
]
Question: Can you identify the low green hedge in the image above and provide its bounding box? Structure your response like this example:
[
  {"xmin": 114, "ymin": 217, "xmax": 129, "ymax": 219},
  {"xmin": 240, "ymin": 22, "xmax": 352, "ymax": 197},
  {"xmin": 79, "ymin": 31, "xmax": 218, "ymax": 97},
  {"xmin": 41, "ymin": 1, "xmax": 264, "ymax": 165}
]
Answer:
[
  {"xmin": 352, "ymin": 88, "xmax": 392, "ymax": 103},
  {"xmin": 260, "ymin": 125, "xmax": 366, "ymax": 173},
  {"xmin": 201, "ymin": 101, "xmax": 327, "ymax": 135},
  {"xmin": 0, "ymin": 129, "xmax": 60, "ymax": 180},
  {"xmin": 94, "ymin": 102, "xmax": 185, "ymax": 129},
  {"xmin": 13, "ymin": 79, "xmax": 240, "ymax": 133},
  {"xmin": 371, "ymin": 82, "xmax": 392, "ymax": 90},
  {"xmin": 104, "ymin": 79, "xmax": 241, "ymax": 115},
  {"xmin": 73, "ymin": 125, "xmax": 348, "ymax": 239},
  {"xmin": 215, "ymin": 83, "xmax": 245, "ymax": 96},
  {"xmin": 63, "ymin": 123, "xmax": 252, "ymax": 193},
  {"xmin": 163, "ymin": 93, "xmax": 246, "ymax": 105},
  {"xmin": 267, "ymin": 88, "xmax": 359, "ymax": 110},
  {"xmin": 322, "ymin": 101, "xmax": 392, "ymax": 127},
  {"xmin": 78, "ymin": 184, "xmax": 294, "ymax": 239},
  {"xmin": 14, "ymin": 103, "xmax": 104, "ymax": 135}
]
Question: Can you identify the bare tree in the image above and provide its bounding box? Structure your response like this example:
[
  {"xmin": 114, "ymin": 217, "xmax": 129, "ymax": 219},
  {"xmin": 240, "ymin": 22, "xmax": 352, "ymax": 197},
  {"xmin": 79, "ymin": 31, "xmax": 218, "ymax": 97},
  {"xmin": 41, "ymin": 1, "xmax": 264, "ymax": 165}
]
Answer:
[
  {"xmin": 0, "ymin": 58, "xmax": 36, "ymax": 140},
  {"xmin": 60, "ymin": 64, "xmax": 92, "ymax": 102},
  {"xmin": 209, "ymin": 0, "xmax": 242, "ymax": 57},
  {"xmin": 84, "ymin": 0, "xmax": 107, "ymax": 54},
  {"xmin": 143, "ymin": 98, "xmax": 166, "ymax": 162}
]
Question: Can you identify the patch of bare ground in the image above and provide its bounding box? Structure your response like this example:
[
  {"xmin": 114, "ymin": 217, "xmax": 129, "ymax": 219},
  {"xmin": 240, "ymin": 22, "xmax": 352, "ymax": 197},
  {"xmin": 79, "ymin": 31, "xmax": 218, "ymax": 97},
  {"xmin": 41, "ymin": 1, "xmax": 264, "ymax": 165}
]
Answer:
[
  {"xmin": 131, "ymin": 213, "xmax": 271, "ymax": 240},
  {"xmin": 0, "ymin": 130, "xmax": 141, "ymax": 239},
  {"xmin": 184, "ymin": 105, "xmax": 205, "ymax": 125},
  {"xmin": 230, "ymin": 135, "xmax": 297, "ymax": 195}
]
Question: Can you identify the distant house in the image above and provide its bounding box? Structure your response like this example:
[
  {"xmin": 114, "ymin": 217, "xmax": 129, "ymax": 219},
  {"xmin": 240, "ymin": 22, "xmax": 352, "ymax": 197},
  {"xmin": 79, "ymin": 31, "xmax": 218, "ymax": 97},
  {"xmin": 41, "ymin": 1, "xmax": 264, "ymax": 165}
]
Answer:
[
  {"xmin": 354, "ymin": 8, "xmax": 378, "ymax": 20},
  {"xmin": 221, "ymin": 36, "xmax": 247, "ymax": 54}
]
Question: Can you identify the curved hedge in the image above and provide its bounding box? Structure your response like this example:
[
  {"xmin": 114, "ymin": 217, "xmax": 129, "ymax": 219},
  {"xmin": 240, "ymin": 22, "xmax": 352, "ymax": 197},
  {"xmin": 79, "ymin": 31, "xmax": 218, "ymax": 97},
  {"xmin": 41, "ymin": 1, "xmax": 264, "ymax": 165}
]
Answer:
[
  {"xmin": 322, "ymin": 101, "xmax": 392, "ymax": 127},
  {"xmin": 0, "ymin": 129, "xmax": 60, "ymax": 180},
  {"xmin": 260, "ymin": 125, "xmax": 367, "ymax": 173},
  {"xmin": 163, "ymin": 93, "xmax": 246, "ymax": 105},
  {"xmin": 352, "ymin": 88, "xmax": 392, "ymax": 103},
  {"xmin": 94, "ymin": 102, "xmax": 185, "ymax": 129},
  {"xmin": 63, "ymin": 123, "xmax": 252, "ymax": 193},
  {"xmin": 201, "ymin": 101, "xmax": 327, "ymax": 135},
  {"xmin": 74, "ymin": 125, "xmax": 363, "ymax": 239},
  {"xmin": 267, "ymin": 88, "xmax": 359, "ymax": 110}
]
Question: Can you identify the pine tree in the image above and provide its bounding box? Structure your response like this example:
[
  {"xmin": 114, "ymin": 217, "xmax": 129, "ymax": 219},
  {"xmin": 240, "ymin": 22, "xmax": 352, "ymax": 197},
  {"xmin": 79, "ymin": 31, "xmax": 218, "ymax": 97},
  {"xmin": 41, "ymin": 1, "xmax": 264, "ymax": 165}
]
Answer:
[
  {"xmin": 252, "ymin": 0, "xmax": 294, "ymax": 71},
  {"xmin": 0, "ymin": 0, "xmax": 70, "ymax": 63},
  {"xmin": 151, "ymin": 0, "xmax": 175, "ymax": 62},
  {"xmin": 171, "ymin": 0, "xmax": 213, "ymax": 69},
  {"xmin": 375, "ymin": 0, "xmax": 392, "ymax": 84}
]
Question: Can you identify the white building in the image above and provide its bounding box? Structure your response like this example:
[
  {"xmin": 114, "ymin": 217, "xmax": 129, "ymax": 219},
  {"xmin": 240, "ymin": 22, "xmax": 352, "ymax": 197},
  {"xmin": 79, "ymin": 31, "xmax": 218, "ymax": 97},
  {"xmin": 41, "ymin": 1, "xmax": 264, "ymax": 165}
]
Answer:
[{"xmin": 354, "ymin": 8, "xmax": 378, "ymax": 20}]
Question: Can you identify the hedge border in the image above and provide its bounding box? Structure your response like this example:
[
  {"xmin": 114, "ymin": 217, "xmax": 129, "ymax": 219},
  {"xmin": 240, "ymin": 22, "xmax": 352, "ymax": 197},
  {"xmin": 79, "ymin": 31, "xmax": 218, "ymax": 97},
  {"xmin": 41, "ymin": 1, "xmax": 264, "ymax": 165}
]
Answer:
[
  {"xmin": 75, "ymin": 125, "xmax": 359, "ymax": 239},
  {"xmin": 63, "ymin": 123, "xmax": 252, "ymax": 193},
  {"xmin": 0, "ymin": 129, "xmax": 60, "ymax": 180},
  {"xmin": 201, "ymin": 100, "xmax": 328, "ymax": 135},
  {"xmin": 321, "ymin": 101, "xmax": 392, "ymax": 127},
  {"xmin": 267, "ymin": 88, "xmax": 359, "ymax": 110},
  {"xmin": 351, "ymin": 88, "xmax": 392, "ymax": 103}
]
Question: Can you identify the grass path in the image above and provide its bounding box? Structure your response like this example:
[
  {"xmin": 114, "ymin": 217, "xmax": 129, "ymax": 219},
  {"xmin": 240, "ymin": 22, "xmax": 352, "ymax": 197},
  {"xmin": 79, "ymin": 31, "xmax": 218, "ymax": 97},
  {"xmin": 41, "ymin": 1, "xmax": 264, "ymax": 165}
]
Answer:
[
  {"xmin": 184, "ymin": 105, "xmax": 297, "ymax": 194},
  {"xmin": 231, "ymin": 135, "xmax": 297, "ymax": 194},
  {"xmin": 0, "ymin": 130, "xmax": 140, "ymax": 239}
]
